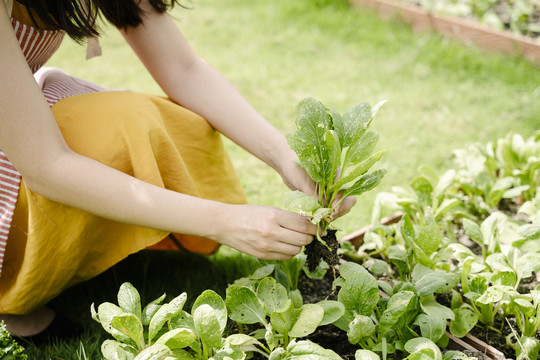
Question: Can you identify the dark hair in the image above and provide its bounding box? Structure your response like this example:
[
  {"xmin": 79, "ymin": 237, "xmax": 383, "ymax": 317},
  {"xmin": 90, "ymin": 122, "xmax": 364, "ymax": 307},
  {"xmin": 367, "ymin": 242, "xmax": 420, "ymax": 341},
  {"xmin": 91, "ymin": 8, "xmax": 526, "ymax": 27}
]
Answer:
[{"xmin": 19, "ymin": 0, "xmax": 184, "ymax": 41}]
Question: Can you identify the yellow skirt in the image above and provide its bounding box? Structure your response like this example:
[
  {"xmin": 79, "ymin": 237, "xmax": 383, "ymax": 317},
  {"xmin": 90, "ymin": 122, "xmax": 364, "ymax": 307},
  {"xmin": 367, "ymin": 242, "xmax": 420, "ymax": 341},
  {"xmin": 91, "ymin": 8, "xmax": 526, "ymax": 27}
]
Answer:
[{"xmin": 0, "ymin": 91, "xmax": 247, "ymax": 314}]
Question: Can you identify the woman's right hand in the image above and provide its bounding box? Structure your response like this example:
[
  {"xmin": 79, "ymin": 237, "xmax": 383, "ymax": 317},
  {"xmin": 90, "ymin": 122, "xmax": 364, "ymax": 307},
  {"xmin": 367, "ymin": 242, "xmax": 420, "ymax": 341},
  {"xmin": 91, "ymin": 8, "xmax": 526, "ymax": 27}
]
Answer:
[{"xmin": 210, "ymin": 204, "xmax": 317, "ymax": 260}]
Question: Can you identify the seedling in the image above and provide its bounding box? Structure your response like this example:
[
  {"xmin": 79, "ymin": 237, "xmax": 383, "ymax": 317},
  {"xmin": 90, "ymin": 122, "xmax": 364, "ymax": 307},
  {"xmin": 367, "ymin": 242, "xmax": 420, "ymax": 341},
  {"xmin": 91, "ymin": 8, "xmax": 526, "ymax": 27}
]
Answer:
[{"xmin": 286, "ymin": 97, "xmax": 387, "ymax": 272}]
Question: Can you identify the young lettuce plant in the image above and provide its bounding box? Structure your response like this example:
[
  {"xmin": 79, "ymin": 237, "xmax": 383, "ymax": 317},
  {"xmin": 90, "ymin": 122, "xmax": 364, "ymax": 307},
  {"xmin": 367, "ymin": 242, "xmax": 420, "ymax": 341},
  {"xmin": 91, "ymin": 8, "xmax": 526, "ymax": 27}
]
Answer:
[
  {"xmin": 91, "ymin": 282, "xmax": 253, "ymax": 360},
  {"xmin": 286, "ymin": 97, "xmax": 387, "ymax": 272},
  {"xmin": 225, "ymin": 266, "xmax": 345, "ymax": 356}
]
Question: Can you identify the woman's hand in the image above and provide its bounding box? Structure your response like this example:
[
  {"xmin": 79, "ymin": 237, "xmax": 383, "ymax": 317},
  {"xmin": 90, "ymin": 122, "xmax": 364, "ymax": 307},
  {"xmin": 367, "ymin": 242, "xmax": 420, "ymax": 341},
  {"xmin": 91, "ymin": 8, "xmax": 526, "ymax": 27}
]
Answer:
[{"xmin": 210, "ymin": 204, "xmax": 317, "ymax": 260}]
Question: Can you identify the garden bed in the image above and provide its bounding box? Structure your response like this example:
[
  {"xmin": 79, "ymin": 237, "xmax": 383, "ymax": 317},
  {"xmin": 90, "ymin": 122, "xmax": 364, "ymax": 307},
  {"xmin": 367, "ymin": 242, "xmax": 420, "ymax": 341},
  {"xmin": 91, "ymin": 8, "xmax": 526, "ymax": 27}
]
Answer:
[{"xmin": 348, "ymin": 0, "xmax": 540, "ymax": 63}]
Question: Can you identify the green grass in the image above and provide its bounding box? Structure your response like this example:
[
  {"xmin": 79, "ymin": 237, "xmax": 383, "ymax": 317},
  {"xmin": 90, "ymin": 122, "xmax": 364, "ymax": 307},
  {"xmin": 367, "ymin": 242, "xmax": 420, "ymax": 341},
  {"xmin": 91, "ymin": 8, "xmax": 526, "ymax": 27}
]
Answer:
[{"xmin": 25, "ymin": 0, "xmax": 540, "ymax": 358}]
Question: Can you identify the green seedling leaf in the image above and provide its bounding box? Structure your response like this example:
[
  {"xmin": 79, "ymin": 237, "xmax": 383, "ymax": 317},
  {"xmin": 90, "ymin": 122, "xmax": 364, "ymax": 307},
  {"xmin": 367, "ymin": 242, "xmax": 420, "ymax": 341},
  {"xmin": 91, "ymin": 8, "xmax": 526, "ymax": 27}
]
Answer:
[
  {"xmin": 413, "ymin": 314, "xmax": 446, "ymax": 343},
  {"xmin": 333, "ymin": 262, "xmax": 379, "ymax": 330},
  {"xmin": 462, "ymin": 218, "xmax": 483, "ymax": 245},
  {"xmin": 101, "ymin": 339, "xmax": 137, "ymax": 360},
  {"xmin": 411, "ymin": 176, "xmax": 433, "ymax": 207},
  {"xmin": 415, "ymin": 221, "xmax": 443, "ymax": 257},
  {"xmin": 97, "ymin": 303, "xmax": 132, "ymax": 343},
  {"xmin": 349, "ymin": 130, "xmax": 380, "ymax": 165},
  {"xmin": 133, "ymin": 344, "xmax": 171, "ymax": 360},
  {"xmin": 289, "ymin": 289, "xmax": 303, "ymax": 308},
  {"xmin": 325, "ymin": 129, "xmax": 341, "ymax": 183},
  {"xmin": 347, "ymin": 314, "xmax": 376, "ymax": 344},
  {"xmin": 270, "ymin": 300, "xmax": 294, "ymax": 336},
  {"xmin": 343, "ymin": 169, "xmax": 386, "ymax": 197},
  {"xmin": 449, "ymin": 307, "xmax": 478, "ymax": 338},
  {"xmin": 355, "ymin": 349, "xmax": 381, "ymax": 360},
  {"xmin": 420, "ymin": 296, "xmax": 455, "ymax": 321},
  {"xmin": 434, "ymin": 198, "xmax": 460, "ymax": 222},
  {"xmin": 339, "ymin": 101, "xmax": 372, "ymax": 148},
  {"xmin": 257, "ymin": 277, "xmax": 290, "ymax": 315},
  {"xmin": 378, "ymin": 291, "xmax": 416, "ymax": 337},
  {"xmin": 284, "ymin": 339, "xmax": 343, "ymax": 360},
  {"xmin": 329, "ymin": 150, "xmax": 386, "ymax": 193},
  {"xmin": 142, "ymin": 293, "xmax": 167, "ymax": 326},
  {"xmin": 212, "ymin": 346, "xmax": 245, "ymax": 360},
  {"xmin": 284, "ymin": 191, "xmax": 321, "ymax": 214},
  {"xmin": 404, "ymin": 338, "xmax": 442, "ymax": 360},
  {"xmin": 155, "ymin": 328, "xmax": 196, "ymax": 350},
  {"xmin": 111, "ymin": 314, "xmax": 145, "ymax": 351},
  {"xmin": 316, "ymin": 300, "xmax": 345, "ymax": 326},
  {"xmin": 514, "ymin": 336, "xmax": 540, "ymax": 360},
  {"xmin": 149, "ymin": 293, "xmax": 187, "ymax": 342},
  {"xmin": 226, "ymin": 285, "xmax": 267, "ymax": 325},
  {"xmin": 192, "ymin": 290, "xmax": 227, "ymax": 333},
  {"xmin": 118, "ymin": 282, "xmax": 142, "ymax": 321},
  {"xmin": 476, "ymin": 285, "xmax": 513, "ymax": 305},
  {"xmin": 288, "ymin": 97, "xmax": 333, "ymax": 184},
  {"xmin": 269, "ymin": 347, "xmax": 287, "ymax": 360},
  {"xmin": 166, "ymin": 348, "xmax": 196, "ymax": 360},
  {"xmin": 193, "ymin": 304, "xmax": 223, "ymax": 349},
  {"xmin": 225, "ymin": 333, "xmax": 264, "ymax": 348},
  {"xmin": 412, "ymin": 264, "xmax": 459, "ymax": 296},
  {"xmin": 288, "ymin": 304, "xmax": 325, "ymax": 338}
]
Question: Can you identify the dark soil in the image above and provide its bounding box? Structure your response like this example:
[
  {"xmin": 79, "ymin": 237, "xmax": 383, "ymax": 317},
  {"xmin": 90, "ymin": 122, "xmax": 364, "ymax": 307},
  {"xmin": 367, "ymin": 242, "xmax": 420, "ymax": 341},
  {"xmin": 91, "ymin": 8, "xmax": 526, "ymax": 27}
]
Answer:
[{"xmin": 305, "ymin": 229, "xmax": 340, "ymax": 273}]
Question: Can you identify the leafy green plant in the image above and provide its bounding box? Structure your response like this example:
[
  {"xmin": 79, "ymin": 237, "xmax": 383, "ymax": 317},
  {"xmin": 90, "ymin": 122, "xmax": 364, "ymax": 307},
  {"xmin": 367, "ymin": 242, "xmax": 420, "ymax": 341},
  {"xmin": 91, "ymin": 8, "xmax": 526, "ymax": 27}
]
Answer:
[
  {"xmin": 0, "ymin": 321, "xmax": 27, "ymax": 360},
  {"xmin": 332, "ymin": 262, "xmax": 461, "ymax": 359},
  {"xmin": 286, "ymin": 97, "xmax": 387, "ymax": 272},
  {"xmin": 225, "ymin": 265, "xmax": 344, "ymax": 354},
  {"xmin": 91, "ymin": 282, "xmax": 252, "ymax": 360}
]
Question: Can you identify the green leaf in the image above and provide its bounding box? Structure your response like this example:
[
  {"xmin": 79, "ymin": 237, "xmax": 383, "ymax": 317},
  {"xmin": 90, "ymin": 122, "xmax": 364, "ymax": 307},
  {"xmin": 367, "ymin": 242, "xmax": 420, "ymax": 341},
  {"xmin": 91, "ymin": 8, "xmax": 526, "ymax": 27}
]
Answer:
[
  {"xmin": 142, "ymin": 293, "xmax": 167, "ymax": 326},
  {"xmin": 449, "ymin": 307, "xmax": 478, "ymax": 338},
  {"xmin": 155, "ymin": 328, "xmax": 196, "ymax": 350},
  {"xmin": 257, "ymin": 277, "xmax": 290, "ymax": 315},
  {"xmin": 149, "ymin": 293, "xmax": 187, "ymax": 342},
  {"xmin": 462, "ymin": 218, "xmax": 484, "ymax": 245},
  {"xmin": 413, "ymin": 314, "xmax": 446, "ymax": 343},
  {"xmin": 192, "ymin": 304, "xmax": 223, "ymax": 349},
  {"xmin": 284, "ymin": 191, "xmax": 321, "ymax": 214},
  {"xmin": 192, "ymin": 290, "xmax": 227, "ymax": 333},
  {"xmin": 340, "ymin": 102, "xmax": 372, "ymax": 148},
  {"xmin": 412, "ymin": 265, "xmax": 460, "ymax": 296},
  {"xmin": 101, "ymin": 340, "xmax": 137, "ymax": 360},
  {"xmin": 349, "ymin": 130, "xmax": 380, "ymax": 165},
  {"xmin": 347, "ymin": 315, "xmax": 376, "ymax": 344},
  {"xmin": 411, "ymin": 176, "xmax": 433, "ymax": 208},
  {"xmin": 355, "ymin": 349, "xmax": 381, "ymax": 360},
  {"xmin": 166, "ymin": 349, "xmax": 196, "ymax": 360},
  {"xmin": 325, "ymin": 129, "xmax": 342, "ymax": 184},
  {"xmin": 97, "ymin": 303, "xmax": 132, "ymax": 343},
  {"xmin": 284, "ymin": 339, "xmax": 343, "ymax": 360},
  {"xmin": 378, "ymin": 291, "xmax": 416, "ymax": 337},
  {"xmin": 514, "ymin": 336, "xmax": 540, "ymax": 360},
  {"xmin": 343, "ymin": 169, "xmax": 386, "ymax": 197},
  {"xmin": 404, "ymin": 338, "xmax": 442, "ymax": 360},
  {"xmin": 420, "ymin": 296, "xmax": 455, "ymax": 321},
  {"xmin": 316, "ymin": 300, "xmax": 345, "ymax": 326},
  {"xmin": 334, "ymin": 262, "xmax": 379, "ymax": 330},
  {"xmin": 133, "ymin": 344, "xmax": 171, "ymax": 360},
  {"xmin": 111, "ymin": 314, "xmax": 145, "ymax": 351},
  {"xmin": 118, "ymin": 282, "xmax": 142, "ymax": 321},
  {"xmin": 288, "ymin": 97, "xmax": 333, "ymax": 184},
  {"xmin": 270, "ymin": 300, "xmax": 294, "ymax": 336},
  {"xmin": 415, "ymin": 221, "xmax": 442, "ymax": 257},
  {"xmin": 475, "ymin": 285, "xmax": 513, "ymax": 305},
  {"xmin": 226, "ymin": 285, "xmax": 267, "ymax": 325},
  {"xmin": 288, "ymin": 304, "xmax": 325, "ymax": 338},
  {"xmin": 329, "ymin": 150, "xmax": 386, "ymax": 193}
]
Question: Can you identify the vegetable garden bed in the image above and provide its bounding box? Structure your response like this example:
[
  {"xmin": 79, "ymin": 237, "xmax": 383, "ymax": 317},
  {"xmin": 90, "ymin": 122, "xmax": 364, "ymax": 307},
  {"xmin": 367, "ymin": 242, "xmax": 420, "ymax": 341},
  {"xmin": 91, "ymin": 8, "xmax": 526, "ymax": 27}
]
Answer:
[
  {"xmin": 77, "ymin": 100, "xmax": 540, "ymax": 360},
  {"xmin": 348, "ymin": 0, "xmax": 540, "ymax": 63}
]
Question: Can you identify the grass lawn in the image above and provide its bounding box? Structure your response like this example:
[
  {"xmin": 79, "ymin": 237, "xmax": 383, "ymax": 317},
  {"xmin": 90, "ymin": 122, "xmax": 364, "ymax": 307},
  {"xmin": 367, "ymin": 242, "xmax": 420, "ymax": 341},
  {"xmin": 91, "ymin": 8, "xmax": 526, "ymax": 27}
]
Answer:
[{"xmin": 23, "ymin": 0, "xmax": 540, "ymax": 358}]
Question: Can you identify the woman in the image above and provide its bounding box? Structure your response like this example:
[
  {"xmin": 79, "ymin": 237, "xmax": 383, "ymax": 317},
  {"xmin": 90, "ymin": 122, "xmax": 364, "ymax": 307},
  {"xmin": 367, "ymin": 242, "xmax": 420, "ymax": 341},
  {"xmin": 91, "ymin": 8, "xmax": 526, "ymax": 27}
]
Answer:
[{"xmin": 0, "ymin": 0, "xmax": 354, "ymax": 336}]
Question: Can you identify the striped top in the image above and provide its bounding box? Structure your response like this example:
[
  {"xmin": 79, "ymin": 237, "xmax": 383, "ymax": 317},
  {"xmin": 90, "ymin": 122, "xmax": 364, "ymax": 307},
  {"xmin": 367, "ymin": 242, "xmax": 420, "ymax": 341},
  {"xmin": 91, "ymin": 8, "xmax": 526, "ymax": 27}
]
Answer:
[{"xmin": 0, "ymin": 18, "xmax": 105, "ymax": 276}]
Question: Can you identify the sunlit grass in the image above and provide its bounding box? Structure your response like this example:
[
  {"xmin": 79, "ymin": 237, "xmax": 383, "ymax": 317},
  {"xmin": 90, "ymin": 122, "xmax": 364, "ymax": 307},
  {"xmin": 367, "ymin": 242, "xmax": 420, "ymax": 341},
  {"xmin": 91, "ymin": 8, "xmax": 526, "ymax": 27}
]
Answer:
[{"xmin": 30, "ymin": 0, "xmax": 540, "ymax": 357}]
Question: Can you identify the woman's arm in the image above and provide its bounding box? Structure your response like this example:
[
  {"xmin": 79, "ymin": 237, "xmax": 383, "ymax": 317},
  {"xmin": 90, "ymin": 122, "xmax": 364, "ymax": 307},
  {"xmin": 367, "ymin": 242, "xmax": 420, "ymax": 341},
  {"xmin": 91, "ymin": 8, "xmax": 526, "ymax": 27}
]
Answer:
[
  {"xmin": 0, "ymin": 1, "xmax": 316, "ymax": 260},
  {"xmin": 120, "ymin": 1, "xmax": 356, "ymax": 215}
]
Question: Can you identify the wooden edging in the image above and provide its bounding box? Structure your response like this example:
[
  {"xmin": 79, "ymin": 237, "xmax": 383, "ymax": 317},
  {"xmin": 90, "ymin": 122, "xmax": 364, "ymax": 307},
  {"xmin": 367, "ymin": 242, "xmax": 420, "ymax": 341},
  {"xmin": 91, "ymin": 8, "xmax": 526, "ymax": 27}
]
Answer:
[
  {"xmin": 340, "ymin": 213, "xmax": 509, "ymax": 359},
  {"xmin": 348, "ymin": 0, "xmax": 540, "ymax": 63}
]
